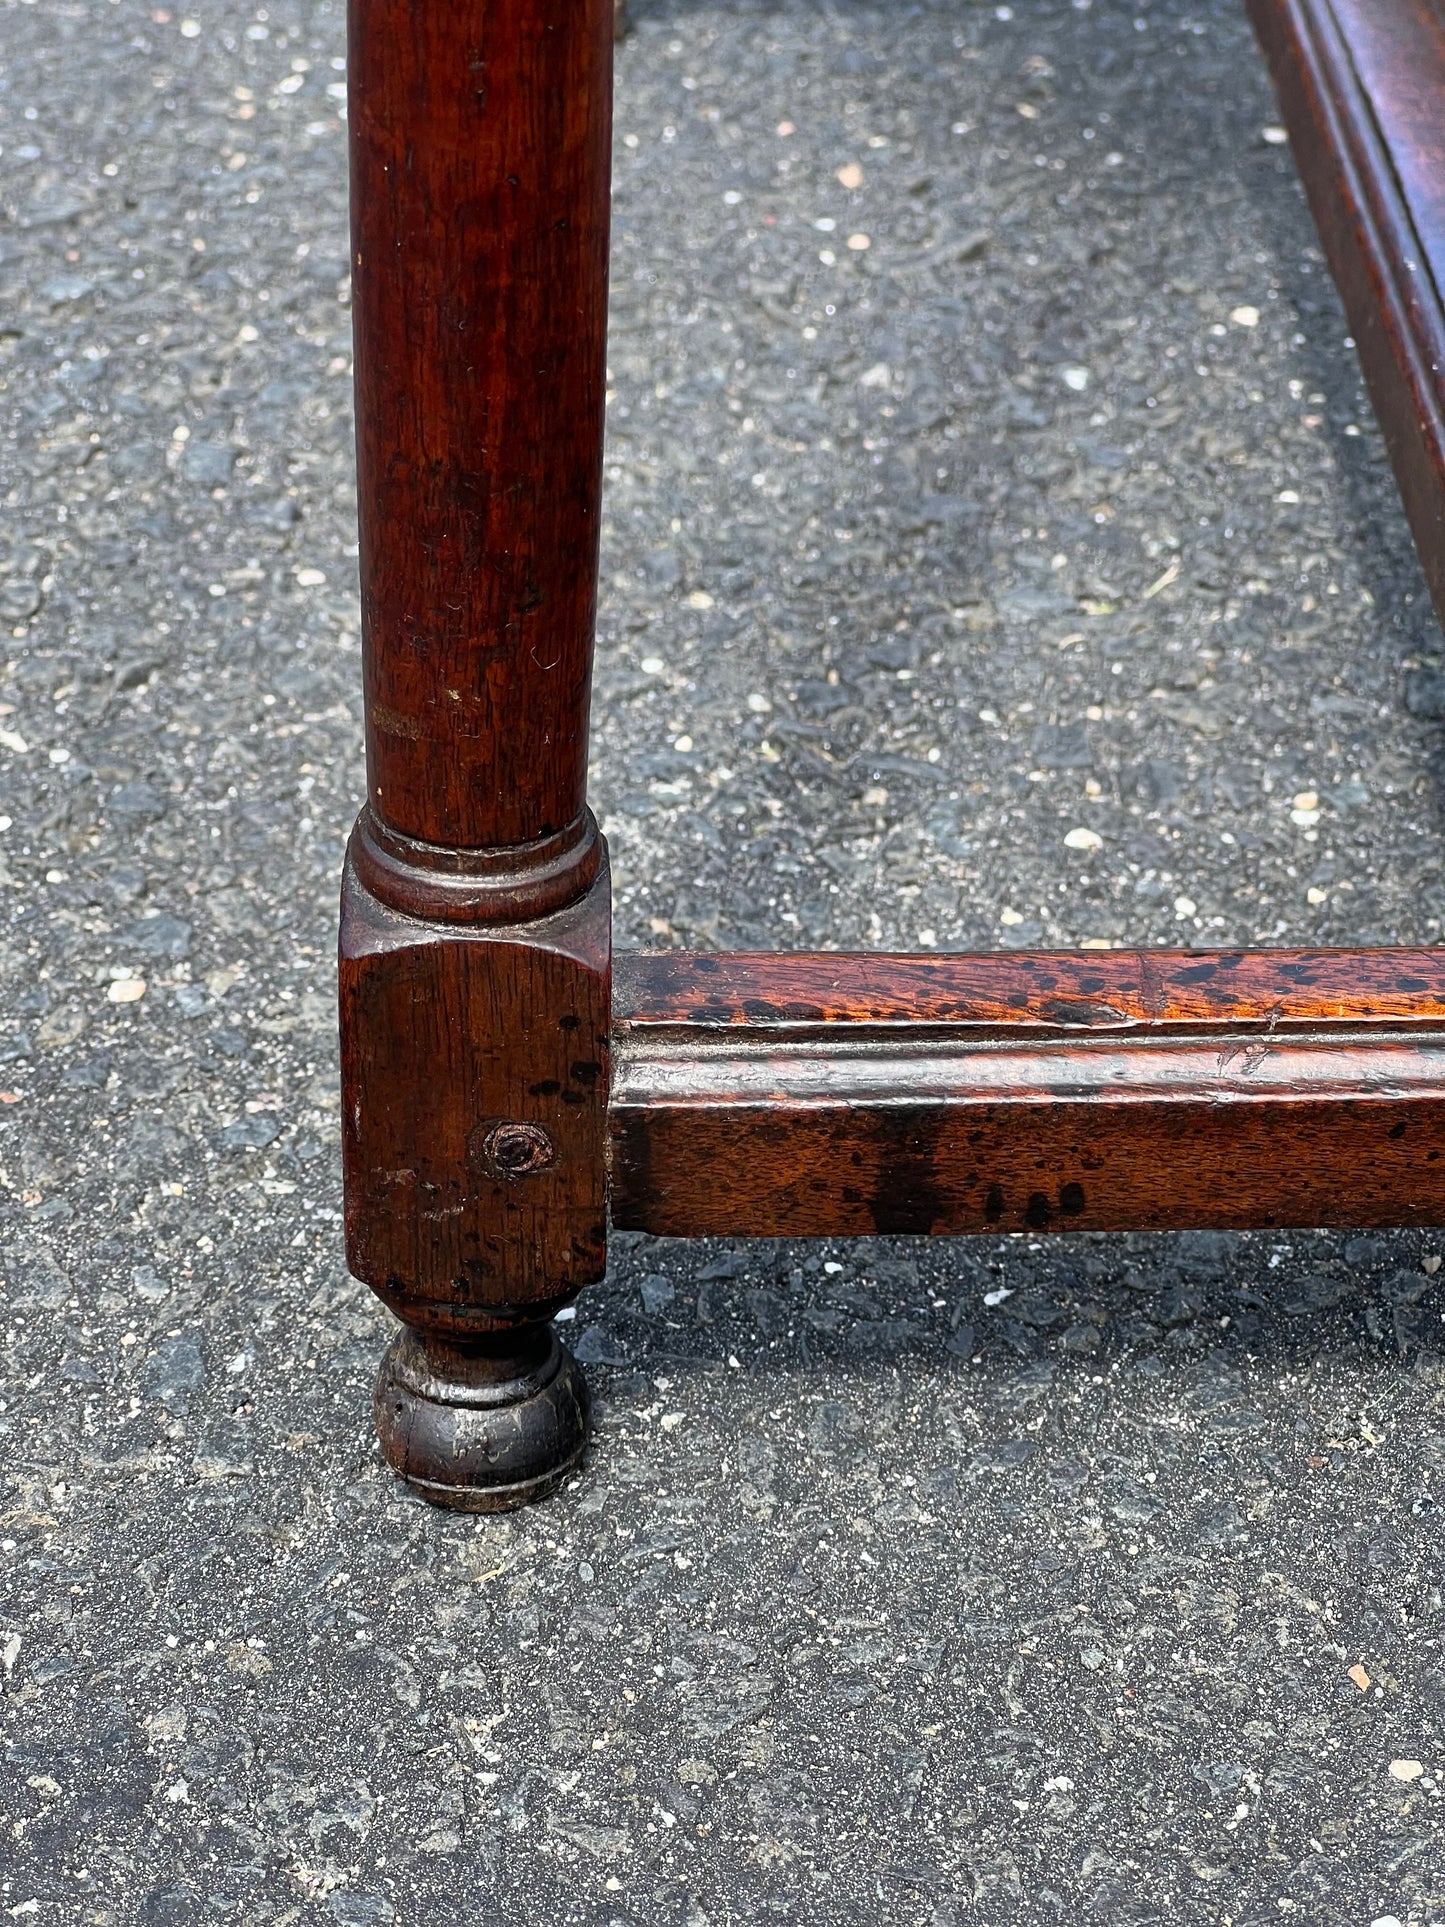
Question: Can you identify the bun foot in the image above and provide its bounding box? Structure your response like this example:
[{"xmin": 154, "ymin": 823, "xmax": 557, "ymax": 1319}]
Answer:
[{"xmin": 374, "ymin": 1324, "xmax": 590, "ymax": 1511}]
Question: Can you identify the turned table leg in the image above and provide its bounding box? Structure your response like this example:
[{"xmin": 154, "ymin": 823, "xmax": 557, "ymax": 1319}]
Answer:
[{"xmin": 339, "ymin": 0, "xmax": 614, "ymax": 1508}]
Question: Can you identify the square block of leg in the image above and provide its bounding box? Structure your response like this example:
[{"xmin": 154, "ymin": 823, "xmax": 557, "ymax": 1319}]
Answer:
[{"xmin": 339, "ymin": 850, "xmax": 611, "ymax": 1336}]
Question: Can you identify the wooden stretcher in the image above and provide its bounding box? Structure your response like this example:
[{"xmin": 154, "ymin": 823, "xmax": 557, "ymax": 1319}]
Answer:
[{"xmin": 338, "ymin": 0, "xmax": 1445, "ymax": 1505}]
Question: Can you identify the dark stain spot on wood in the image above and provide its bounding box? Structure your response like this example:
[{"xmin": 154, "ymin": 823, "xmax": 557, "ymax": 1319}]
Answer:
[
  {"xmin": 984, "ymin": 1183, "xmax": 1005, "ymax": 1222},
  {"xmin": 1178, "ymin": 962, "xmax": 1218, "ymax": 983},
  {"xmin": 869, "ymin": 1114, "xmax": 944, "ymax": 1233},
  {"xmin": 570, "ymin": 1059, "xmax": 602, "ymax": 1086},
  {"xmin": 558, "ymin": 1013, "xmax": 580, "ymax": 1031},
  {"xmin": 609, "ymin": 1111, "xmax": 652, "ymax": 1229},
  {"xmin": 1059, "ymin": 1181, "xmax": 1086, "ymax": 1215},
  {"xmin": 1025, "ymin": 1191, "xmax": 1053, "ymax": 1228},
  {"xmin": 1041, "ymin": 998, "xmax": 1130, "ymax": 1028},
  {"xmin": 1388, "ymin": 1121, "xmax": 1407, "ymax": 1138},
  {"xmin": 528, "ymin": 1078, "xmax": 561, "ymax": 1096}
]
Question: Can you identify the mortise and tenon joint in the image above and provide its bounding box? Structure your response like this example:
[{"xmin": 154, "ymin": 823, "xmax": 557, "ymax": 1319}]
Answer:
[{"xmin": 339, "ymin": 0, "xmax": 1445, "ymax": 1508}]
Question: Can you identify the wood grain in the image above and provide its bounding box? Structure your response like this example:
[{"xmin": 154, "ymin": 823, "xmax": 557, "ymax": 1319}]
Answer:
[
  {"xmin": 341, "ymin": 847, "xmax": 611, "ymax": 1337},
  {"xmin": 342, "ymin": 0, "xmax": 614, "ymax": 1504},
  {"xmin": 611, "ymin": 949, "xmax": 1445, "ymax": 1237},
  {"xmin": 1248, "ymin": 0, "xmax": 1445, "ymax": 627},
  {"xmin": 337, "ymin": 0, "xmax": 1445, "ymax": 1510},
  {"xmin": 348, "ymin": 0, "xmax": 613, "ymax": 851}
]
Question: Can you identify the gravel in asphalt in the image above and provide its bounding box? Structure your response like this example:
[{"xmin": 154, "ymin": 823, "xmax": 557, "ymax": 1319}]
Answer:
[{"xmin": 0, "ymin": 0, "xmax": 1443, "ymax": 1922}]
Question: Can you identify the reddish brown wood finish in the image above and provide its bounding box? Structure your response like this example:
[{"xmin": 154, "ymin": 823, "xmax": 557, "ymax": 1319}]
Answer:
[
  {"xmin": 614, "ymin": 947, "xmax": 1445, "ymax": 1032},
  {"xmin": 610, "ymin": 950, "xmax": 1445, "ymax": 1238},
  {"xmin": 1249, "ymin": 0, "xmax": 1445, "ymax": 625},
  {"xmin": 341, "ymin": 0, "xmax": 614, "ymax": 1508},
  {"xmin": 349, "ymin": 0, "xmax": 613, "ymax": 852},
  {"xmin": 341, "ymin": 858, "xmax": 611, "ymax": 1337},
  {"xmin": 340, "ymin": 853, "xmax": 609, "ymax": 1508},
  {"xmin": 339, "ymin": 0, "xmax": 1445, "ymax": 1511}
]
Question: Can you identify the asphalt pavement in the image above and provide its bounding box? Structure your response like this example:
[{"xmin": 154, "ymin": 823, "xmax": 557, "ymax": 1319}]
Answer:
[{"xmin": 0, "ymin": 0, "xmax": 1443, "ymax": 1922}]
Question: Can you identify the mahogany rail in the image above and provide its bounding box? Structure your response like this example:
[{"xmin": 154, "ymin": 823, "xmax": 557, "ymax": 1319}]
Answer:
[
  {"xmin": 611, "ymin": 950, "xmax": 1445, "ymax": 1239},
  {"xmin": 338, "ymin": 0, "xmax": 1445, "ymax": 1507}
]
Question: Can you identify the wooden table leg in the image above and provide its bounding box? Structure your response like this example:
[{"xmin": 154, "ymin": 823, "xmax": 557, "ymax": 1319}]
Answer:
[
  {"xmin": 339, "ymin": 0, "xmax": 614, "ymax": 1508},
  {"xmin": 1247, "ymin": 0, "xmax": 1445, "ymax": 632}
]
